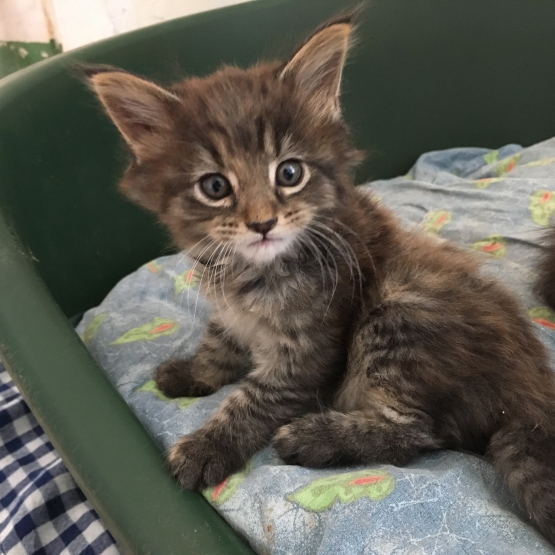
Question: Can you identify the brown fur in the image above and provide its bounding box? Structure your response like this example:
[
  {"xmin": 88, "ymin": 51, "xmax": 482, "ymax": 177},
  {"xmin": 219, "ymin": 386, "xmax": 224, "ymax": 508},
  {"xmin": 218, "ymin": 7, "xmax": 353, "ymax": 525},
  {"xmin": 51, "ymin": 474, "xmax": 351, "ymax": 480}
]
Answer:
[{"xmin": 86, "ymin": 16, "xmax": 555, "ymax": 544}]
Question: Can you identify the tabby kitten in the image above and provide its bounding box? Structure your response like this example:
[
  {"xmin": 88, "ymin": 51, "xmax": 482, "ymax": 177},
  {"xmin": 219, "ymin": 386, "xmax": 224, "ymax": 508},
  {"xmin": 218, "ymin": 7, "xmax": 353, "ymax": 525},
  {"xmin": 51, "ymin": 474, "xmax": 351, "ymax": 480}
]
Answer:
[{"xmin": 87, "ymin": 17, "xmax": 555, "ymax": 544}]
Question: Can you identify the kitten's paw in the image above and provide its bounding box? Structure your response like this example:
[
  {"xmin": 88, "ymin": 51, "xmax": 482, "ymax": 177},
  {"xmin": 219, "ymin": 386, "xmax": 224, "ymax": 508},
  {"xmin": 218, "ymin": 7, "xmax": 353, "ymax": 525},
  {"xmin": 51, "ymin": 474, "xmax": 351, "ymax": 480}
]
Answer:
[
  {"xmin": 273, "ymin": 415, "xmax": 339, "ymax": 468},
  {"xmin": 168, "ymin": 434, "xmax": 243, "ymax": 490},
  {"xmin": 154, "ymin": 359, "xmax": 214, "ymax": 398}
]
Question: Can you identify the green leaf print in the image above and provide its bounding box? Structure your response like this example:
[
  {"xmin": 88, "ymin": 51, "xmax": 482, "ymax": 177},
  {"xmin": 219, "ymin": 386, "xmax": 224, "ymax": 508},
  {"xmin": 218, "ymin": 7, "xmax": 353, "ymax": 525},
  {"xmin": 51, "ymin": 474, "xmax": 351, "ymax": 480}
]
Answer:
[
  {"xmin": 494, "ymin": 153, "xmax": 521, "ymax": 176},
  {"xmin": 111, "ymin": 317, "xmax": 179, "ymax": 345},
  {"xmin": 522, "ymin": 157, "xmax": 555, "ymax": 168},
  {"xmin": 287, "ymin": 469, "xmax": 395, "ymax": 513},
  {"xmin": 82, "ymin": 313, "xmax": 107, "ymax": 344},
  {"xmin": 421, "ymin": 210, "xmax": 452, "ymax": 234},
  {"xmin": 138, "ymin": 379, "xmax": 198, "ymax": 409},
  {"xmin": 473, "ymin": 177, "xmax": 504, "ymax": 189},
  {"xmin": 203, "ymin": 461, "xmax": 253, "ymax": 506},
  {"xmin": 145, "ymin": 260, "xmax": 162, "ymax": 273},
  {"xmin": 471, "ymin": 235, "xmax": 506, "ymax": 258},
  {"xmin": 529, "ymin": 190, "xmax": 555, "ymax": 226},
  {"xmin": 529, "ymin": 307, "xmax": 555, "ymax": 330},
  {"xmin": 483, "ymin": 150, "xmax": 499, "ymax": 165},
  {"xmin": 174, "ymin": 269, "xmax": 200, "ymax": 296}
]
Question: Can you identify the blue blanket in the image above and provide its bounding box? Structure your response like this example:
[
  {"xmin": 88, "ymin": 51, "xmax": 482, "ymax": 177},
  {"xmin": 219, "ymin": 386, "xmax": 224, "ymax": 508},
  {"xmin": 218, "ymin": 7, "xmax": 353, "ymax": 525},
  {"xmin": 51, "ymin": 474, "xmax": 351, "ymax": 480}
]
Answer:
[{"xmin": 77, "ymin": 138, "xmax": 555, "ymax": 555}]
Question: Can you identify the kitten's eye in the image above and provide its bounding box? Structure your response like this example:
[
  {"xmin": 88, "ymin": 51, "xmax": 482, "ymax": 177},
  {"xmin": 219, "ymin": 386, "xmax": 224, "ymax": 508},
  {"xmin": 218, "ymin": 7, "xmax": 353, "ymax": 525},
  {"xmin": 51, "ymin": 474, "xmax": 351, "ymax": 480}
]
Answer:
[
  {"xmin": 276, "ymin": 160, "xmax": 303, "ymax": 187},
  {"xmin": 199, "ymin": 174, "xmax": 232, "ymax": 200}
]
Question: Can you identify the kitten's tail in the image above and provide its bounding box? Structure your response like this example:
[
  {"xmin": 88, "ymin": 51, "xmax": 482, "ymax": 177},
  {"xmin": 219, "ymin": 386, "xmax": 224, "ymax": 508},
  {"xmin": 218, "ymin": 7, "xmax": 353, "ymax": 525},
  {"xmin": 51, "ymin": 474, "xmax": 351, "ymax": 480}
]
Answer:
[{"xmin": 488, "ymin": 419, "xmax": 555, "ymax": 544}]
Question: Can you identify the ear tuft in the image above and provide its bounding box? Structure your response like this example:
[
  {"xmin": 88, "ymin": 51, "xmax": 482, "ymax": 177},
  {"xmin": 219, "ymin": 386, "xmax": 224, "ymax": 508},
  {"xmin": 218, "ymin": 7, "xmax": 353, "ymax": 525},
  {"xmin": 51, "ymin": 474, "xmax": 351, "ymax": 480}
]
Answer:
[
  {"xmin": 73, "ymin": 62, "xmax": 121, "ymax": 79},
  {"xmin": 86, "ymin": 69, "xmax": 180, "ymax": 162},
  {"xmin": 279, "ymin": 17, "xmax": 355, "ymax": 117}
]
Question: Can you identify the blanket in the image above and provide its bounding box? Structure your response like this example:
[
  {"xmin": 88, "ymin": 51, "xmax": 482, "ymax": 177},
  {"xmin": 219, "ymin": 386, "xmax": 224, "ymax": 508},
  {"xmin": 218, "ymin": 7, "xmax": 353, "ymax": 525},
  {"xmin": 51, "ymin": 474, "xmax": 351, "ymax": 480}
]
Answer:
[{"xmin": 0, "ymin": 362, "xmax": 119, "ymax": 555}]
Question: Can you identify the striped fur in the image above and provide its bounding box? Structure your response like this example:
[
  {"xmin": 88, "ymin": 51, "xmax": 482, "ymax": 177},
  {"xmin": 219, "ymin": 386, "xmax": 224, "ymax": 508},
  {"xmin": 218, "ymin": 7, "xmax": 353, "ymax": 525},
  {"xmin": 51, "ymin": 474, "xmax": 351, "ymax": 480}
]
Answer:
[{"xmin": 88, "ymin": 17, "xmax": 555, "ymax": 544}]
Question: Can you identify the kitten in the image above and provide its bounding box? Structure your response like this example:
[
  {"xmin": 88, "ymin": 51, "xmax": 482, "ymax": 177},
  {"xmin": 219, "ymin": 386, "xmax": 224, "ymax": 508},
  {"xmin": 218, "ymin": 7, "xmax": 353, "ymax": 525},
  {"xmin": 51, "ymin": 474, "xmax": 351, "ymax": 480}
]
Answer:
[
  {"xmin": 536, "ymin": 228, "xmax": 555, "ymax": 309},
  {"xmin": 86, "ymin": 17, "xmax": 555, "ymax": 544}
]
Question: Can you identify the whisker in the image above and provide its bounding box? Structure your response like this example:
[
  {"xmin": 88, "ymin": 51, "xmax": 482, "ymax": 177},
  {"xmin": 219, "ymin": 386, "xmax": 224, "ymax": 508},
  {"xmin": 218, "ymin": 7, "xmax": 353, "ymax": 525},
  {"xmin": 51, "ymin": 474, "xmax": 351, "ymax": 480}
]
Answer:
[
  {"xmin": 192, "ymin": 241, "xmax": 222, "ymax": 329},
  {"xmin": 307, "ymin": 224, "xmax": 354, "ymax": 282},
  {"xmin": 184, "ymin": 235, "xmax": 216, "ymax": 308},
  {"xmin": 317, "ymin": 214, "xmax": 377, "ymax": 281},
  {"xmin": 164, "ymin": 239, "xmax": 207, "ymax": 307},
  {"xmin": 217, "ymin": 242, "xmax": 234, "ymax": 313},
  {"xmin": 185, "ymin": 238, "xmax": 216, "ymax": 313},
  {"xmin": 310, "ymin": 221, "xmax": 365, "ymax": 301},
  {"xmin": 206, "ymin": 242, "xmax": 227, "ymax": 316},
  {"xmin": 309, "ymin": 224, "xmax": 356, "ymax": 284},
  {"xmin": 309, "ymin": 234, "xmax": 335, "ymax": 298},
  {"xmin": 298, "ymin": 233, "xmax": 331, "ymax": 299},
  {"xmin": 230, "ymin": 243, "xmax": 239, "ymax": 280},
  {"xmin": 308, "ymin": 224, "xmax": 358, "ymax": 304},
  {"xmin": 217, "ymin": 241, "xmax": 246, "ymax": 332},
  {"xmin": 311, "ymin": 221, "xmax": 358, "ymax": 268},
  {"xmin": 306, "ymin": 228, "xmax": 339, "ymax": 320}
]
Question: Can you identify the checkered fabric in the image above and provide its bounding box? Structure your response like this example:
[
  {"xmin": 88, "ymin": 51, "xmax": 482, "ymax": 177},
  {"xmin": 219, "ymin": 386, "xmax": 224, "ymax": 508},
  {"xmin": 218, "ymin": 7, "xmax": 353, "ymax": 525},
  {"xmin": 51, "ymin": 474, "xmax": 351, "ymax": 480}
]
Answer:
[{"xmin": 0, "ymin": 362, "xmax": 119, "ymax": 555}]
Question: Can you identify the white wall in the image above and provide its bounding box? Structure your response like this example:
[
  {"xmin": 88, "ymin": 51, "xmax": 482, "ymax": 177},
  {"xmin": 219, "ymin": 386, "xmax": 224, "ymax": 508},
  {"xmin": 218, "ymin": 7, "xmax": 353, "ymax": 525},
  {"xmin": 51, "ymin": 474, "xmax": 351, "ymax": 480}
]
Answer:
[
  {"xmin": 0, "ymin": 0, "xmax": 54, "ymax": 43},
  {"xmin": 0, "ymin": 0, "xmax": 253, "ymax": 50}
]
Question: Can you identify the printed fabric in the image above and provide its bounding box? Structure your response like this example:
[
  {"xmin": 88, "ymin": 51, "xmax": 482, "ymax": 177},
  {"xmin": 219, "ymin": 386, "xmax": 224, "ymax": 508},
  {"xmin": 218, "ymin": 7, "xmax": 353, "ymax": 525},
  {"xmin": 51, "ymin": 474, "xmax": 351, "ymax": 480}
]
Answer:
[{"xmin": 0, "ymin": 362, "xmax": 119, "ymax": 555}]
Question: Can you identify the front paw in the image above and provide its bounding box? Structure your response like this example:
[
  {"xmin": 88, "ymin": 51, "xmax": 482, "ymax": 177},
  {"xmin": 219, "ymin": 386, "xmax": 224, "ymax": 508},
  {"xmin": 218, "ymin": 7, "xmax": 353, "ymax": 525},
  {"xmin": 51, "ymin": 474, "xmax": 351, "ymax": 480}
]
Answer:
[
  {"xmin": 273, "ymin": 415, "xmax": 340, "ymax": 468},
  {"xmin": 168, "ymin": 433, "xmax": 244, "ymax": 490},
  {"xmin": 155, "ymin": 359, "xmax": 214, "ymax": 398}
]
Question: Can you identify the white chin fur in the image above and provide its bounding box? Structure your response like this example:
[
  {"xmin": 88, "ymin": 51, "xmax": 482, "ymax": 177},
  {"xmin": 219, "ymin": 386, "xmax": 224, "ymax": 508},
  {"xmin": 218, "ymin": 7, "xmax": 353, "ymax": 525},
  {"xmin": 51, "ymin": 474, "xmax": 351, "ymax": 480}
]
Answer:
[{"xmin": 238, "ymin": 234, "xmax": 296, "ymax": 264}]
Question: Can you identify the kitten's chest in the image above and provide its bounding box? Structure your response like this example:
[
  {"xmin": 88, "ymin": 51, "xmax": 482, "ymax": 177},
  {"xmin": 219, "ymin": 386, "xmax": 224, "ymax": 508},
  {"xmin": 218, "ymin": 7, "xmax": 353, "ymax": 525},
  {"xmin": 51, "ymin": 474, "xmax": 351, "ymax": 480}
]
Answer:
[
  {"xmin": 215, "ymin": 304, "xmax": 269, "ymax": 349},
  {"xmin": 208, "ymin": 271, "xmax": 323, "ymax": 349}
]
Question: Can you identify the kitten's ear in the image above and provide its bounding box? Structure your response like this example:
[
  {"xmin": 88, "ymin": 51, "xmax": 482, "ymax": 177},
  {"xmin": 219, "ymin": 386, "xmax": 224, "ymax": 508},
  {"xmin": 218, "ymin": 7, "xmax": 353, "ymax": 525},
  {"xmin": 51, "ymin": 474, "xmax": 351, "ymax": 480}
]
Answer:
[
  {"xmin": 84, "ymin": 66, "xmax": 180, "ymax": 161},
  {"xmin": 279, "ymin": 18, "xmax": 353, "ymax": 117}
]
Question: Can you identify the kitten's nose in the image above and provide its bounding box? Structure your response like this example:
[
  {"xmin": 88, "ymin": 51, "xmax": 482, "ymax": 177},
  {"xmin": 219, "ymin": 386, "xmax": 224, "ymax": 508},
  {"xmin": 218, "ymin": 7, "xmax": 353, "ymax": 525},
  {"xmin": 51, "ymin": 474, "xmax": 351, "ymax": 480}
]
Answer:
[{"xmin": 247, "ymin": 218, "xmax": 277, "ymax": 236}]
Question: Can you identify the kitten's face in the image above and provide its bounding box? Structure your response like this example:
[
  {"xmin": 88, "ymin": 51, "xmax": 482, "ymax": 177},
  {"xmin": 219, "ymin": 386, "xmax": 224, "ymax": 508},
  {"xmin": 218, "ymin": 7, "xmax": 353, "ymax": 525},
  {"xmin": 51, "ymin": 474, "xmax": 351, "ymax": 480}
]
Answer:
[
  {"xmin": 157, "ymin": 64, "xmax": 358, "ymax": 266},
  {"xmin": 88, "ymin": 19, "xmax": 359, "ymax": 266},
  {"xmin": 174, "ymin": 111, "xmax": 324, "ymax": 265}
]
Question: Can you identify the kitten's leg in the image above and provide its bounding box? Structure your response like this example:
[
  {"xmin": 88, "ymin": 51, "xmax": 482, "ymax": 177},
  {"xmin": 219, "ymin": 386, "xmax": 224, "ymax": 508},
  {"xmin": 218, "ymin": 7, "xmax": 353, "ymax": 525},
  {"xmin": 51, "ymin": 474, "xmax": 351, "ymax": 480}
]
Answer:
[
  {"xmin": 273, "ymin": 402, "xmax": 442, "ymax": 468},
  {"xmin": 166, "ymin": 344, "xmax": 336, "ymax": 490},
  {"xmin": 155, "ymin": 320, "xmax": 251, "ymax": 398}
]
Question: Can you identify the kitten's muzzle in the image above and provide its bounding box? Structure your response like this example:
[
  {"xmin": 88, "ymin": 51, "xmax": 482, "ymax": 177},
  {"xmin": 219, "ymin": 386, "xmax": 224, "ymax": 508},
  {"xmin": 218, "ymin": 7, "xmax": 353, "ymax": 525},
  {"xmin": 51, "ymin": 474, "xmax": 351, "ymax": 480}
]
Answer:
[{"xmin": 246, "ymin": 218, "xmax": 277, "ymax": 237}]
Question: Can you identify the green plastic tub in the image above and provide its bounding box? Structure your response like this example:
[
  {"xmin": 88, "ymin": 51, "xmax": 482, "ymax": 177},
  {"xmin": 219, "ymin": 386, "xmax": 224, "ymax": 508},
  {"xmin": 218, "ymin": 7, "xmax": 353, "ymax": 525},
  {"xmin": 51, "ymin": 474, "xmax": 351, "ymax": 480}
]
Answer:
[{"xmin": 1, "ymin": 0, "xmax": 555, "ymax": 553}]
